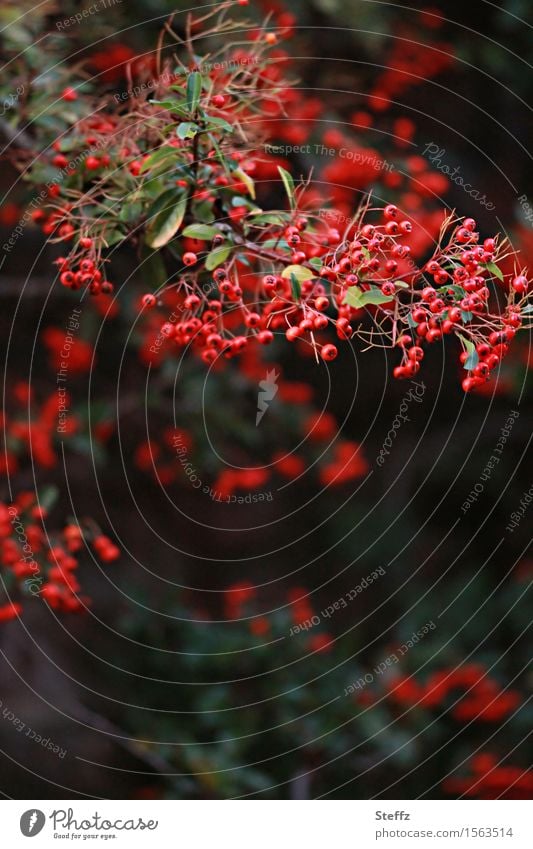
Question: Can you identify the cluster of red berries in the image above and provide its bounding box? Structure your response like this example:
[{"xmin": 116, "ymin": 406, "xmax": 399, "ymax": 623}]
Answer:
[
  {"xmin": 0, "ymin": 492, "xmax": 120, "ymax": 621},
  {"xmin": 389, "ymin": 663, "xmax": 522, "ymax": 722},
  {"xmin": 137, "ymin": 204, "xmax": 529, "ymax": 390},
  {"xmin": 55, "ymin": 241, "xmax": 113, "ymax": 297},
  {"xmin": 443, "ymin": 753, "xmax": 533, "ymax": 799},
  {"xmin": 223, "ymin": 581, "xmax": 334, "ymax": 652},
  {"xmin": 18, "ymin": 1, "xmax": 530, "ymax": 391},
  {"xmin": 390, "ymin": 216, "xmax": 528, "ymax": 389}
]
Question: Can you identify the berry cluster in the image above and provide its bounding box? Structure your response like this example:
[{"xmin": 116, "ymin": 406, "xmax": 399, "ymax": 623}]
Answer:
[
  {"xmin": 136, "ymin": 205, "xmax": 529, "ymax": 391},
  {"xmin": 389, "ymin": 663, "xmax": 522, "ymax": 722},
  {"xmin": 13, "ymin": 0, "xmax": 530, "ymax": 391},
  {"xmin": 0, "ymin": 491, "xmax": 120, "ymax": 621}
]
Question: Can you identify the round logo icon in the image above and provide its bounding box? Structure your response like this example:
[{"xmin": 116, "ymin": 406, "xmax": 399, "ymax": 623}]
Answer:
[{"xmin": 20, "ymin": 810, "xmax": 46, "ymax": 837}]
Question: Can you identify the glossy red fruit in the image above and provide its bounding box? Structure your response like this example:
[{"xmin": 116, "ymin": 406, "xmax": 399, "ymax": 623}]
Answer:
[{"xmin": 320, "ymin": 344, "xmax": 338, "ymax": 361}]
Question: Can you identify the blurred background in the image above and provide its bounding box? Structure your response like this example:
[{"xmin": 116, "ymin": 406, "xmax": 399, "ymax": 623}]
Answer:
[{"xmin": 0, "ymin": 0, "xmax": 531, "ymax": 799}]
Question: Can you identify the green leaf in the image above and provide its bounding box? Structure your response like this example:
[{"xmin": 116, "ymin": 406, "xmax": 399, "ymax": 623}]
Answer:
[
  {"xmin": 150, "ymin": 99, "xmax": 188, "ymax": 115},
  {"xmin": 146, "ymin": 197, "xmax": 187, "ymax": 248},
  {"xmin": 140, "ymin": 147, "xmax": 176, "ymax": 174},
  {"xmin": 308, "ymin": 257, "xmax": 323, "ymax": 270},
  {"xmin": 439, "ymin": 283, "xmax": 465, "ymax": 298},
  {"xmin": 395, "ymin": 280, "xmax": 409, "ymax": 289},
  {"xmin": 186, "ymin": 72, "xmax": 202, "ymax": 114},
  {"xmin": 140, "ymin": 243, "xmax": 168, "ymax": 290},
  {"xmin": 483, "ymin": 261, "xmax": 504, "ymax": 282},
  {"xmin": 205, "ymin": 245, "xmax": 232, "ymax": 270},
  {"xmin": 118, "ymin": 201, "xmax": 143, "ymax": 223},
  {"xmin": 289, "ymin": 273, "xmax": 301, "ymax": 300},
  {"xmin": 205, "ymin": 116, "xmax": 234, "ymax": 133},
  {"xmin": 38, "ymin": 485, "xmax": 59, "ymax": 513},
  {"xmin": 458, "ymin": 334, "xmax": 479, "ymax": 370},
  {"xmin": 102, "ymin": 229, "xmax": 126, "ymax": 247},
  {"xmin": 145, "ymin": 188, "xmax": 182, "ymax": 220},
  {"xmin": 344, "ymin": 286, "xmax": 394, "ymax": 308},
  {"xmin": 278, "ymin": 166, "xmax": 295, "ymax": 207},
  {"xmin": 182, "ymin": 224, "xmax": 218, "ymax": 240},
  {"xmin": 262, "ymin": 238, "xmax": 289, "ymax": 250},
  {"xmin": 232, "ymin": 167, "xmax": 256, "ymax": 200},
  {"xmin": 177, "ymin": 122, "xmax": 198, "ymax": 140},
  {"xmin": 461, "ymin": 310, "xmax": 473, "ymax": 323},
  {"xmin": 521, "ymin": 304, "xmax": 533, "ymax": 314},
  {"xmin": 193, "ymin": 202, "xmax": 216, "ymax": 224},
  {"xmin": 246, "ymin": 213, "xmax": 286, "ymax": 226},
  {"xmin": 280, "ymin": 265, "xmax": 315, "ymax": 282}
]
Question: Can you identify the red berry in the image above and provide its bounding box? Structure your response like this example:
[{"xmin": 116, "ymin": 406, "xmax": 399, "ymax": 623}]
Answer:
[
  {"xmin": 141, "ymin": 293, "xmax": 156, "ymax": 309},
  {"xmin": 384, "ymin": 204, "xmax": 398, "ymax": 220},
  {"xmin": 320, "ymin": 344, "xmax": 338, "ymax": 361},
  {"xmin": 183, "ymin": 252, "xmax": 198, "ymax": 266},
  {"xmin": 408, "ymin": 346, "xmax": 424, "ymax": 361},
  {"xmin": 512, "ymin": 275, "xmax": 528, "ymax": 295},
  {"xmin": 285, "ymin": 326, "xmax": 300, "ymax": 342},
  {"xmin": 61, "ymin": 87, "xmax": 77, "ymax": 102},
  {"xmin": 212, "ymin": 94, "xmax": 225, "ymax": 107}
]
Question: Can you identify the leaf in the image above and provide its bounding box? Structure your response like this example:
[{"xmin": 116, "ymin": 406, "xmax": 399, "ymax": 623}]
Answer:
[
  {"xmin": 439, "ymin": 283, "xmax": 465, "ymax": 298},
  {"xmin": 246, "ymin": 213, "xmax": 286, "ymax": 226},
  {"xmin": 205, "ymin": 116, "xmax": 234, "ymax": 133},
  {"xmin": 458, "ymin": 334, "xmax": 479, "ymax": 370},
  {"xmin": 281, "ymin": 265, "xmax": 315, "ymax": 282},
  {"xmin": 205, "ymin": 245, "xmax": 232, "ymax": 270},
  {"xmin": 521, "ymin": 304, "xmax": 533, "ymax": 314},
  {"xmin": 140, "ymin": 243, "xmax": 168, "ymax": 290},
  {"xmin": 289, "ymin": 273, "xmax": 301, "ymax": 300},
  {"xmin": 140, "ymin": 147, "xmax": 176, "ymax": 174},
  {"xmin": 344, "ymin": 286, "xmax": 394, "ymax": 308},
  {"xmin": 150, "ymin": 99, "xmax": 188, "ymax": 116},
  {"xmin": 308, "ymin": 257, "xmax": 323, "ymax": 270},
  {"xmin": 102, "ymin": 229, "xmax": 126, "ymax": 247},
  {"xmin": 145, "ymin": 188, "xmax": 182, "ymax": 220},
  {"xmin": 483, "ymin": 261, "xmax": 504, "ymax": 282},
  {"xmin": 278, "ymin": 166, "xmax": 295, "ymax": 207},
  {"xmin": 118, "ymin": 201, "xmax": 143, "ymax": 223},
  {"xmin": 193, "ymin": 202, "xmax": 216, "ymax": 224},
  {"xmin": 186, "ymin": 72, "xmax": 202, "ymax": 114},
  {"xmin": 182, "ymin": 224, "xmax": 218, "ymax": 240},
  {"xmin": 461, "ymin": 310, "xmax": 473, "ymax": 323},
  {"xmin": 177, "ymin": 122, "xmax": 198, "ymax": 139},
  {"xmin": 146, "ymin": 197, "xmax": 187, "ymax": 248},
  {"xmin": 262, "ymin": 238, "xmax": 289, "ymax": 250},
  {"xmin": 395, "ymin": 280, "xmax": 409, "ymax": 289},
  {"xmin": 38, "ymin": 485, "xmax": 59, "ymax": 513},
  {"xmin": 233, "ymin": 167, "xmax": 256, "ymax": 200}
]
